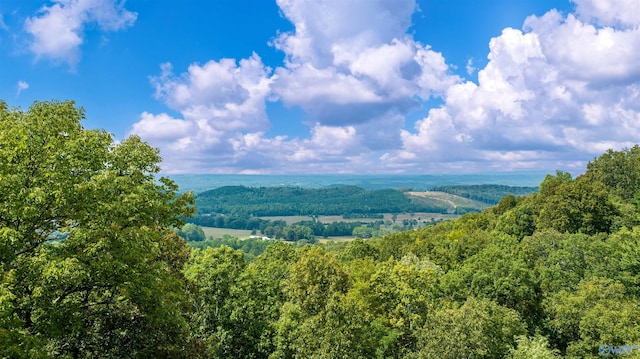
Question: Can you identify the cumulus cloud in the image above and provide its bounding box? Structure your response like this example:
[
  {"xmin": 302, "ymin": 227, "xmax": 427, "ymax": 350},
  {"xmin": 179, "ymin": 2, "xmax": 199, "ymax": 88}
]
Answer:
[
  {"xmin": 129, "ymin": 54, "xmax": 273, "ymax": 173},
  {"xmin": 383, "ymin": 0, "xmax": 640, "ymax": 172},
  {"xmin": 573, "ymin": 0, "xmax": 640, "ymax": 28},
  {"xmin": 133, "ymin": 0, "xmax": 463, "ymax": 173},
  {"xmin": 25, "ymin": 0, "xmax": 136, "ymax": 67},
  {"xmin": 272, "ymin": 0, "xmax": 459, "ymax": 128},
  {"xmin": 136, "ymin": 0, "xmax": 640, "ymax": 173}
]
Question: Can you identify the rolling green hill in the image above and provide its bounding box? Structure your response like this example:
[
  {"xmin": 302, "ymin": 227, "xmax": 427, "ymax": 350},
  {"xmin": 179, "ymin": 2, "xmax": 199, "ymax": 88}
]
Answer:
[
  {"xmin": 194, "ymin": 185, "xmax": 530, "ymax": 217},
  {"xmin": 195, "ymin": 185, "xmax": 452, "ymax": 216}
]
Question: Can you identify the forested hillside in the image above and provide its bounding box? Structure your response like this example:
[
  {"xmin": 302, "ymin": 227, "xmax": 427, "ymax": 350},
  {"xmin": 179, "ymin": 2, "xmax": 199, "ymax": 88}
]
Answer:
[
  {"xmin": 193, "ymin": 184, "xmax": 534, "ymax": 217},
  {"xmin": 195, "ymin": 185, "xmax": 447, "ymax": 216},
  {"xmin": 3, "ymin": 101, "xmax": 640, "ymax": 358}
]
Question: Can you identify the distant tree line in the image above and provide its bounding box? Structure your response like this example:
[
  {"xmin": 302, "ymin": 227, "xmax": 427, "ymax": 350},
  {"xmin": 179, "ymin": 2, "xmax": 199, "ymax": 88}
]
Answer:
[
  {"xmin": 188, "ymin": 236, "xmax": 280, "ymax": 259},
  {"xmin": 187, "ymin": 214, "xmax": 396, "ymax": 238},
  {"xmin": 187, "ymin": 214, "xmax": 281, "ymax": 230}
]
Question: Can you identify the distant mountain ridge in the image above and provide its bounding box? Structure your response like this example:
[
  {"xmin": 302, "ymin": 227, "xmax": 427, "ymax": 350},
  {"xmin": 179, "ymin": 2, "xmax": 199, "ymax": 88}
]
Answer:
[{"xmin": 169, "ymin": 172, "xmax": 547, "ymax": 194}]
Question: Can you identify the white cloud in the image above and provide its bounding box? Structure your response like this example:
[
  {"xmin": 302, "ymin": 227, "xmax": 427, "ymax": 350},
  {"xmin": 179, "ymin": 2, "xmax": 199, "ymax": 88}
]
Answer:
[
  {"xmin": 130, "ymin": 112, "xmax": 192, "ymax": 143},
  {"xmin": 383, "ymin": 1, "xmax": 640, "ymax": 172},
  {"xmin": 265, "ymin": 0, "xmax": 460, "ymax": 171},
  {"xmin": 138, "ymin": 0, "xmax": 640, "ymax": 174},
  {"xmin": 25, "ymin": 0, "xmax": 136, "ymax": 67},
  {"xmin": 135, "ymin": 0, "xmax": 462, "ymax": 173},
  {"xmin": 150, "ymin": 55, "xmax": 272, "ymax": 133},
  {"xmin": 466, "ymin": 59, "xmax": 476, "ymax": 76},
  {"xmin": 130, "ymin": 54, "xmax": 274, "ymax": 173},
  {"xmin": 273, "ymin": 0, "xmax": 416, "ymax": 67},
  {"xmin": 525, "ymin": 10, "xmax": 640, "ymax": 84},
  {"xmin": 272, "ymin": 0, "xmax": 460, "ymax": 126},
  {"xmin": 16, "ymin": 81, "xmax": 29, "ymax": 96},
  {"xmin": 573, "ymin": 0, "xmax": 640, "ymax": 28}
]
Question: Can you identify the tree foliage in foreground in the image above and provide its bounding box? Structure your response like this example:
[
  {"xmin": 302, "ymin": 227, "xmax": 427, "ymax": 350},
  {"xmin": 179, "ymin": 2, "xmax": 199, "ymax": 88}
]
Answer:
[
  {"xmin": 3, "ymin": 100, "xmax": 640, "ymax": 358},
  {"xmin": 0, "ymin": 101, "xmax": 195, "ymax": 358}
]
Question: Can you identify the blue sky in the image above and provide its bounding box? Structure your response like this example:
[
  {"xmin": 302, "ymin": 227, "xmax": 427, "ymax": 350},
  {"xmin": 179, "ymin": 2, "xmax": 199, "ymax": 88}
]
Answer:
[{"xmin": 2, "ymin": 0, "xmax": 639, "ymax": 174}]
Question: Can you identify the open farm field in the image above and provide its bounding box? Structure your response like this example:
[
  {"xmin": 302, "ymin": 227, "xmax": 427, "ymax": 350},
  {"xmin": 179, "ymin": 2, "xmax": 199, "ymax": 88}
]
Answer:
[
  {"xmin": 406, "ymin": 191, "xmax": 489, "ymax": 212},
  {"xmin": 201, "ymin": 227, "xmax": 254, "ymax": 239},
  {"xmin": 201, "ymin": 226, "xmax": 357, "ymax": 242},
  {"xmin": 318, "ymin": 236, "xmax": 355, "ymax": 243}
]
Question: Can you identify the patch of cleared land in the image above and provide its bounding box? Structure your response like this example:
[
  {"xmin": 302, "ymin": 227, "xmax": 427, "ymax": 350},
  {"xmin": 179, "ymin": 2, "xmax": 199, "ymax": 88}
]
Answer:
[
  {"xmin": 405, "ymin": 191, "xmax": 488, "ymax": 213},
  {"xmin": 201, "ymin": 227, "xmax": 254, "ymax": 239},
  {"xmin": 202, "ymin": 226, "xmax": 356, "ymax": 242},
  {"xmin": 318, "ymin": 236, "xmax": 355, "ymax": 243}
]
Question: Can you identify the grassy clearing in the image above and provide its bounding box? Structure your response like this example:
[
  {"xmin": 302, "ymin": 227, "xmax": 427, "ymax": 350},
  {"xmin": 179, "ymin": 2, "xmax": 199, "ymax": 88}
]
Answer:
[
  {"xmin": 318, "ymin": 236, "xmax": 355, "ymax": 243},
  {"xmin": 406, "ymin": 191, "xmax": 488, "ymax": 212},
  {"xmin": 201, "ymin": 227, "xmax": 254, "ymax": 239},
  {"xmin": 202, "ymin": 226, "xmax": 355, "ymax": 242}
]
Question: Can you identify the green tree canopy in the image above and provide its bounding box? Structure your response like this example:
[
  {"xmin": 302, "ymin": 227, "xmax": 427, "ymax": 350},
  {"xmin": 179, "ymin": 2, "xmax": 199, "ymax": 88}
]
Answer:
[
  {"xmin": 180, "ymin": 223, "xmax": 206, "ymax": 242},
  {"xmin": 0, "ymin": 101, "xmax": 195, "ymax": 358}
]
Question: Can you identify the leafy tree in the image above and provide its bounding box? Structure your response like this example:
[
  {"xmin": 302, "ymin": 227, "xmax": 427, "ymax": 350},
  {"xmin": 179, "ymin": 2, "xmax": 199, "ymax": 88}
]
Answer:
[
  {"xmin": 352, "ymin": 225, "xmax": 374, "ymax": 238},
  {"xmin": 586, "ymin": 145, "xmax": 640, "ymax": 200},
  {"xmin": 537, "ymin": 176, "xmax": 618, "ymax": 235},
  {"xmin": 495, "ymin": 197, "xmax": 536, "ymax": 239},
  {"xmin": 508, "ymin": 335, "xmax": 560, "ymax": 359},
  {"xmin": 539, "ymin": 170, "xmax": 574, "ymax": 196},
  {"xmin": 544, "ymin": 277, "xmax": 640, "ymax": 356},
  {"xmin": 231, "ymin": 242, "xmax": 298, "ymax": 358},
  {"xmin": 180, "ymin": 223, "xmax": 206, "ymax": 242},
  {"xmin": 347, "ymin": 255, "xmax": 442, "ymax": 356},
  {"xmin": 283, "ymin": 246, "xmax": 349, "ymax": 317},
  {"xmin": 272, "ymin": 247, "xmax": 350, "ymax": 358},
  {"xmin": 284, "ymin": 225, "xmax": 314, "ymax": 242},
  {"xmin": 607, "ymin": 227, "xmax": 640, "ymax": 296},
  {"xmin": 411, "ymin": 297, "xmax": 526, "ymax": 359},
  {"xmin": 0, "ymin": 100, "xmax": 195, "ymax": 357},
  {"xmin": 184, "ymin": 246, "xmax": 252, "ymax": 357},
  {"xmin": 489, "ymin": 194, "xmax": 518, "ymax": 216},
  {"xmin": 338, "ymin": 238, "xmax": 380, "ymax": 262},
  {"xmin": 442, "ymin": 239, "xmax": 541, "ymax": 328}
]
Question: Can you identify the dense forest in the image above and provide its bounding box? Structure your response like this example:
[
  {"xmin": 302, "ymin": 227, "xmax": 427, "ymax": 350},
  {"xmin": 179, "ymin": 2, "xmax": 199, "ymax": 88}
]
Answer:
[
  {"xmin": 3, "ymin": 101, "xmax": 640, "ymax": 358},
  {"xmin": 194, "ymin": 185, "xmax": 446, "ymax": 216}
]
